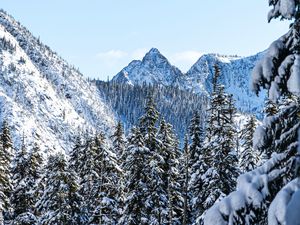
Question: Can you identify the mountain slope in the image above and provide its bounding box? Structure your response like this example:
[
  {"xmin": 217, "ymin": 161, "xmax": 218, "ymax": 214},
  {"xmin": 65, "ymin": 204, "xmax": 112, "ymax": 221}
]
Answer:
[
  {"xmin": 112, "ymin": 49, "xmax": 266, "ymax": 117},
  {"xmin": 185, "ymin": 53, "xmax": 265, "ymax": 116},
  {"xmin": 0, "ymin": 10, "xmax": 115, "ymax": 153}
]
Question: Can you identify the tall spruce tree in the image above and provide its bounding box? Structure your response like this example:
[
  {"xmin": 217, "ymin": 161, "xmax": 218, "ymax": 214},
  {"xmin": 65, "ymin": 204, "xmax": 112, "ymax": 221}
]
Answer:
[
  {"xmin": 119, "ymin": 127, "xmax": 152, "ymax": 225},
  {"xmin": 11, "ymin": 141, "xmax": 29, "ymax": 218},
  {"xmin": 0, "ymin": 120, "xmax": 13, "ymax": 223},
  {"xmin": 188, "ymin": 111, "xmax": 206, "ymax": 223},
  {"xmin": 69, "ymin": 136, "xmax": 84, "ymax": 175},
  {"xmin": 11, "ymin": 141, "xmax": 42, "ymax": 224},
  {"xmin": 89, "ymin": 134, "xmax": 122, "ymax": 225},
  {"xmin": 239, "ymin": 116, "xmax": 259, "ymax": 172},
  {"xmin": 153, "ymin": 119, "xmax": 183, "ymax": 224},
  {"xmin": 181, "ymin": 135, "xmax": 190, "ymax": 225},
  {"xmin": 139, "ymin": 95, "xmax": 159, "ymax": 150},
  {"xmin": 111, "ymin": 121, "xmax": 126, "ymax": 160},
  {"xmin": 36, "ymin": 153, "xmax": 83, "ymax": 225},
  {"xmin": 203, "ymin": 1, "xmax": 300, "ymax": 224},
  {"xmin": 199, "ymin": 65, "xmax": 239, "ymax": 221}
]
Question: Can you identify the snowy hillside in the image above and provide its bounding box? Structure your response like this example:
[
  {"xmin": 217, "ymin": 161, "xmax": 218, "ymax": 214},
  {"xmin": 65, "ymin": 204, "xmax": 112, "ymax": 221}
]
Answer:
[
  {"xmin": 112, "ymin": 49, "xmax": 266, "ymax": 117},
  {"xmin": 0, "ymin": 10, "xmax": 115, "ymax": 154}
]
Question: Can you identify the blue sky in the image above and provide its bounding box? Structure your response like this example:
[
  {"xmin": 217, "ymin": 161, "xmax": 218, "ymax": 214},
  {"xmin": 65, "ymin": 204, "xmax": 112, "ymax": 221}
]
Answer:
[{"xmin": 1, "ymin": 0, "xmax": 290, "ymax": 80}]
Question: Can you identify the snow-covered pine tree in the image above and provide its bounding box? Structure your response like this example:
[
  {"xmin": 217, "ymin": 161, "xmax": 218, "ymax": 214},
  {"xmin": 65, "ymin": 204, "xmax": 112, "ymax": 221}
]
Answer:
[
  {"xmin": 69, "ymin": 135, "xmax": 85, "ymax": 175},
  {"xmin": 36, "ymin": 153, "xmax": 83, "ymax": 225},
  {"xmin": 139, "ymin": 95, "xmax": 159, "ymax": 150},
  {"xmin": 76, "ymin": 137, "xmax": 97, "ymax": 222},
  {"xmin": 11, "ymin": 141, "xmax": 30, "ymax": 218},
  {"xmin": 181, "ymin": 136, "xmax": 190, "ymax": 225},
  {"xmin": 26, "ymin": 143, "xmax": 43, "ymax": 212},
  {"xmin": 110, "ymin": 121, "xmax": 127, "ymax": 217},
  {"xmin": 189, "ymin": 112, "xmax": 204, "ymax": 168},
  {"xmin": 156, "ymin": 119, "xmax": 183, "ymax": 224},
  {"xmin": 239, "ymin": 116, "xmax": 259, "ymax": 172},
  {"xmin": 119, "ymin": 127, "xmax": 152, "ymax": 225},
  {"xmin": 89, "ymin": 134, "xmax": 122, "ymax": 225},
  {"xmin": 111, "ymin": 121, "xmax": 127, "ymax": 162},
  {"xmin": 203, "ymin": 1, "xmax": 300, "ymax": 224},
  {"xmin": 199, "ymin": 65, "xmax": 239, "ymax": 220},
  {"xmin": 0, "ymin": 120, "xmax": 13, "ymax": 223},
  {"xmin": 187, "ymin": 111, "xmax": 206, "ymax": 223},
  {"xmin": 11, "ymin": 141, "xmax": 42, "ymax": 224}
]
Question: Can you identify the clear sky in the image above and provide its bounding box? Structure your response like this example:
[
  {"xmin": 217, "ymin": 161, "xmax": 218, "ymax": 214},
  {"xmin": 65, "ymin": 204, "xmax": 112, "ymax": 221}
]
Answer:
[{"xmin": 1, "ymin": 0, "xmax": 290, "ymax": 80}]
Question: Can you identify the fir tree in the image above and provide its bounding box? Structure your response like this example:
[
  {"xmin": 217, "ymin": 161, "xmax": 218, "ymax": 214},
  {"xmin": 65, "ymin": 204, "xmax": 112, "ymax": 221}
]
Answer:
[
  {"xmin": 119, "ymin": 127, "xmax": 152, "ymax": 225},
  {"xmin": 11, "ymin": 141, "xmax": 29, "ymax": 217},
  {"xmin": 110, "ymin": 121, "xmax": 127, "ymax": 218},
  {"xmin": 199, "ymin": 65, "xmax": 239, "ymax": 218},
  {"xmin": 0, "ymin": 120, "xmax": 13, "ymax": 223},
  {"xmin": 36, "ymin": 153, "xmax": 83, "ymax": 225},
  {"xmin": 89, "ymin": 134, "xmax": 122, "ymax": 225},
  {"xmin": 139, "ymin": 95, "xmax": 159, "ymax": 150},
  {"xmin": 181, "ymin": 136, "xmax": 190, "ymax": 225},
  {"xmin": 187, "ymin": 111, "xmax": 206, "ymax": 222},
  {"xmin": 189, "ymin": 111, "xmax": 204, "ymax": 168},
  {"xmin": 111, "ymin": 121, "xmax": 126, "ymax": 162},
  {"xmin": 11, "ymin": 141, "xmax": 42, "ymax": 224},
  {"xmin": 69, "ymin": 136, "xmax": 84, "ymax": 174},
  {"xmin": 239, "ymin": 116, "xmax": 259, "ymax": 172},
  {"xmin": 150, "ymin": 119, "xmax": 183, "ymax": 224}
]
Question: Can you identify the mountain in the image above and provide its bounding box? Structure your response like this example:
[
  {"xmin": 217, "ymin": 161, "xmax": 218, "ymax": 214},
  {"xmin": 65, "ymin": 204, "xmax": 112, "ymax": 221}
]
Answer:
[
  {"xmin": 112, "ymin": 49, "xmax": 266, "ymax": 117},
  {"xmin": 185, "ymin": 53, "xmax": 266, "ymax": 116},
  {"xmin": 112, "ymin": 48, "xmax": 184, "ymax": 86},
  {"xmin": 0, "ymin": 10, "xmax": 115, "ymax": 154}
]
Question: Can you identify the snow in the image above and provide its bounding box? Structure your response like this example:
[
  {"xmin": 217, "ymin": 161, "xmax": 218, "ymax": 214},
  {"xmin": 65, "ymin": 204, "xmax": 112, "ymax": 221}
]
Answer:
[
  {"xmin": 268, "ymin": 0, "xmax": 296, "ymax": 21},
  {"xmin": 204, "ymin": 152, "xmax": 287, "ymax": 225},
  {"xmin": 287, "ymin": 55, "xmax": 300, "ymax": 95},
  {"xmin": 113, "ymin": 49, "xmax": 266, "ymax": 117},
  {"xmin": 0, "ymin": 11, "xmax": 115, "ymax": 155},
  {"xmin": 268, "ymin": 178, "xmax": 300, "ymax": 225}
]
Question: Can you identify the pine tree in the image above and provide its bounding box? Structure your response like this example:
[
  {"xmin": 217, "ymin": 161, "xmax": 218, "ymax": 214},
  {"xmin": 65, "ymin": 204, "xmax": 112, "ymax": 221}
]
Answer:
[
  {"xmin": 69, "ymin": 135, "xmax": 84, "ymax": 174},
  {"xmin": 239, "ymin": 116, "xmax": 259, "ymax": 172},
  {"xmin": 119, "ymin": 127, "xmax": 152, "ymax": 225},
  {"xmin": 111, "ymin": 121, "xmax": 126, "ymax": 160},
  {"xmin": 11, "ymin": 141, "xmax": 29, "ymax": 217},
  {"xmin": 110, "ymin": 121, "xmax": 127, "ymax": 219},
  {"xmin": 76, "ymin": 137, "xmax": 97, "ymax": 222},
  {"xmin": 27, "ymin": 143, "xmax": 43, "ymax": 212},
  {"xmin": 189, "ymin": 111, "xmax": 204, "ymax": 168},
  {"xmin": 203, "ymin": 1, "xmax": 300, "ymax": 223},
  {"xmin": 181, "ymin": 136, "xmax": 190, "ymax": 225},
  {"xmin": 36, "ymin": 153, "xmax": 83, "ymax": 225},
  {"xmin": 187, "ymin": 111, "xmax": 207, "ymax": 223},
  {"xmin": 151, "ymin": 119, "xmax": 183, "ymax": 224},
  {"xmin": 139, "ymin": 95, "xmax": 159, "ymax": 150},
  {"xmin": 199, "ymin": 65, "xmax": 239, "ymax": 218},
  {"xmin": 11, "ymin": 141, "xmax": 42, "ymax": 224},
  {"xmin": 89, "ymin": 134, "xmax": 122, "ymax": 225},
  {"xmin": 0, "ymin": 120, "xmax": 13, "ymax": 223}
]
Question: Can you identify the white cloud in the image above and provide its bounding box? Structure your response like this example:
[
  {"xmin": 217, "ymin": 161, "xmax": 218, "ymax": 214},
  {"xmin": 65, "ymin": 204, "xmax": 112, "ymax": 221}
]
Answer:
[
  {"xmin": 96, "ymin": 50, "xmax": 128, "ymax": 60},
  {"xmin": 170, "ymin": 50, "xmax": 202, "ymax": 70},
  {"xmin": 172, "ymin": 50, "xmax": 202, "ymax": 63}
]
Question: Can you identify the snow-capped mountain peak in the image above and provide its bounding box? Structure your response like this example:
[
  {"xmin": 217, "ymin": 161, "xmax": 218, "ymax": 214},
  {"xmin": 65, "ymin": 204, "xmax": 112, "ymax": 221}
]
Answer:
[
  {"xmin": 112, "ymin": 49, "xmax": 266, "ymax": 117},
  {"xmin": 112, "ymin": 48, "xmax": 184, "ymax": 86}
]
